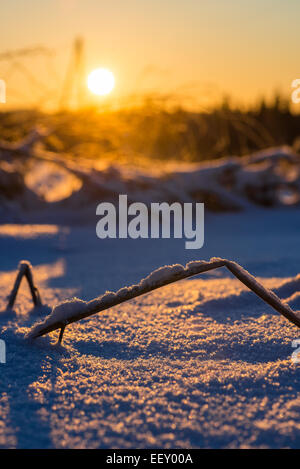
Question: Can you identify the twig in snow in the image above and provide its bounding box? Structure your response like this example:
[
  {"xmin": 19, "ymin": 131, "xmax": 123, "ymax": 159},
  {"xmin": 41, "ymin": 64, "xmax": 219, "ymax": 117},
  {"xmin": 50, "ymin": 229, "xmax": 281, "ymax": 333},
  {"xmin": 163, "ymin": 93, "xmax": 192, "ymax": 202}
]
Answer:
[
  {"xmin": 26, "ymin": 258, "xmax": 300, "ymax": 344},
  {"xmin": 7, "ymin": 261, "xmax": 42, "ymax": 310}
]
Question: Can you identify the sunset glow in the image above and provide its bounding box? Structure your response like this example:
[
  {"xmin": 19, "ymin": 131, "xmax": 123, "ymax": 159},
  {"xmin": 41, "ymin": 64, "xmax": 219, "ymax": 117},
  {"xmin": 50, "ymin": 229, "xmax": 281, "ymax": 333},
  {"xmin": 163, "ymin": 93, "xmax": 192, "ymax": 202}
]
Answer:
[{"xmin": 87, "ymin": 68, "xmax": 115, "ymax": 96}]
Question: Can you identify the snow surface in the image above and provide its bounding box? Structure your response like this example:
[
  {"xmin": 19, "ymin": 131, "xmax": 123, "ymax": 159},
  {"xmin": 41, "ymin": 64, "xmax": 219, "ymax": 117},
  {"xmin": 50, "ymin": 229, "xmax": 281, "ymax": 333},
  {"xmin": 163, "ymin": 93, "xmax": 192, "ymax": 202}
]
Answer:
[{"xmin": 0, "ymin": 208, "xmax": 300, "ymax": 448}]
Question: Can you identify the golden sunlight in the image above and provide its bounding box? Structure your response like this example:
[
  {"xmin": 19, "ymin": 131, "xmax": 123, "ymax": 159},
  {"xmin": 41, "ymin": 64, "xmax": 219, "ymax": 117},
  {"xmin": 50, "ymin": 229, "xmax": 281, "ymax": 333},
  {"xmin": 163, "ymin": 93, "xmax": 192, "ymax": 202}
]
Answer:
[{"xmin": 87, "ymin": 68, "xmax": 115, "ymax": 96}]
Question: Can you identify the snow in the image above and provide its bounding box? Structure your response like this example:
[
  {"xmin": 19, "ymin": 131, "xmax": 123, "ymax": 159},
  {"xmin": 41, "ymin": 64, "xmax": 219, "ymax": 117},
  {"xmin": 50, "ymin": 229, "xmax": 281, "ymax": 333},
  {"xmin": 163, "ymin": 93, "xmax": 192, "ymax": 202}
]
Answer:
[
  {"xmin": 141, "ymin": 264, "xmax": 185, "ymax": 287},
  {"xmin": 1, "ymin": 208, "xmax": 300, "ymax": 448},
  {"xmin": 42, "ymin": 298, "xmax": 88, "ymax": 324},
  {"xmin": 2, "ymin": 136, "xmax": 300, "ymax": 447},
  {"xmin": 1, "ymin": 142, "xmax": 300, "ymax": 224}
]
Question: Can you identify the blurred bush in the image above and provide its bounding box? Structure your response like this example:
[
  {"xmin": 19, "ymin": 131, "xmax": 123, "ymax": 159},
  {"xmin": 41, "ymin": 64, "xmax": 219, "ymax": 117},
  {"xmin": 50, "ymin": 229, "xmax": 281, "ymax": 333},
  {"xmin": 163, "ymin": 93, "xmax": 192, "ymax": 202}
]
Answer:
[{"xmin": 0, "ymin": 92, "xmax": 299, "ymax": 163}]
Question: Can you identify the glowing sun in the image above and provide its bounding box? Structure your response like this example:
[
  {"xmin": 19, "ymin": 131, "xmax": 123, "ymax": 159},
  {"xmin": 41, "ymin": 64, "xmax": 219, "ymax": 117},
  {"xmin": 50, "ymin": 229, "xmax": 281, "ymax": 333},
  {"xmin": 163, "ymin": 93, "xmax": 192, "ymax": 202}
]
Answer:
[{"xmin": 87, "ymin": 68, "xmax": 115, "ymax": 96}]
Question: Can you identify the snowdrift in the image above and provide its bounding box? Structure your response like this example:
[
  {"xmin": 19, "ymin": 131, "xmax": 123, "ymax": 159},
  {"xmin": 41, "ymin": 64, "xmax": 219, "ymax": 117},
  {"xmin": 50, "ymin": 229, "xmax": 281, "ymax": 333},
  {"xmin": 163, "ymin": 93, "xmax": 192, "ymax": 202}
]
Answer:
[{"xmin": 0, "ymin": 129, "xmax": 300, "ymax": 222}]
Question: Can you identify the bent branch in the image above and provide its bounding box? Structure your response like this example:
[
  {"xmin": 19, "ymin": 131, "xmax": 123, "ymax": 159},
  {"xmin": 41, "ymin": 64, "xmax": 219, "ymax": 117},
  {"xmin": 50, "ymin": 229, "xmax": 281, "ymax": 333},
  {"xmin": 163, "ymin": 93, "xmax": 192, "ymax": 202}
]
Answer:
[
  {"xmin": 7, "ymin": 261, "xmax": 42, "ymax": 310},
  {"xmin": 27, "ymin": 258, "xmax": 300, "ymax": 343}
]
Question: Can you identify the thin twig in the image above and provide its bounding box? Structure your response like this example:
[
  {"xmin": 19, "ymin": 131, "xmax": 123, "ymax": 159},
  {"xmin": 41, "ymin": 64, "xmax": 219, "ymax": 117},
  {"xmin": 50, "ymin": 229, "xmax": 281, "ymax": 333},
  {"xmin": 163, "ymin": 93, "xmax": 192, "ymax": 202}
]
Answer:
[{"xmin": 7, "ymin": 261, "xmax": 42, "ymax": 310}]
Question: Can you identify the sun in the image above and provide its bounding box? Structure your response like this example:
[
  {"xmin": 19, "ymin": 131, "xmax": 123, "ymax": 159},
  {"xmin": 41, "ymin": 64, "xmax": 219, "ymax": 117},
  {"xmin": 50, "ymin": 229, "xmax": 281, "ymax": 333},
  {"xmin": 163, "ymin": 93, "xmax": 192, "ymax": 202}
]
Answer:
[{"xmin": 87, "ymin": 68, "xmax": 115, "ymax": 96}]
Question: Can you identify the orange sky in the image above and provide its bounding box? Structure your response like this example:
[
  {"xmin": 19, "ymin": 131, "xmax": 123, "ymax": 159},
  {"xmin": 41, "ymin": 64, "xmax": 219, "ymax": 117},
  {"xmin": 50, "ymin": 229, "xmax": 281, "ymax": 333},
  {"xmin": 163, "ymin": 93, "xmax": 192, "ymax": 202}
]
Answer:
[{"xmin": 0, "ymin": 0, "xmax": 299, "ymax": 110}]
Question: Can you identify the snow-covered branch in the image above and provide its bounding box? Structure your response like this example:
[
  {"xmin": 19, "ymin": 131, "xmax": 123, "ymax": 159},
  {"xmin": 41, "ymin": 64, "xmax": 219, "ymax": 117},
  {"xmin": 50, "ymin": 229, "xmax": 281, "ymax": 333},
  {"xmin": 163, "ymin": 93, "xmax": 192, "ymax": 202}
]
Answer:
[{"xmin": 27, "ymin": 258, "xmax": 300, "ymax": 343}]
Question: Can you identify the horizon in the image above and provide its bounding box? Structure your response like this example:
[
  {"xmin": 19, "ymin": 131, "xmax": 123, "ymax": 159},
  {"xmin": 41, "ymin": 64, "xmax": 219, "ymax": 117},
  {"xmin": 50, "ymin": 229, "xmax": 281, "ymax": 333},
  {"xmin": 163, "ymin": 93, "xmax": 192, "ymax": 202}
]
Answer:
[{"xmin": 0, "ymin": 0, "xmax": 299, "ymax": 110}]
